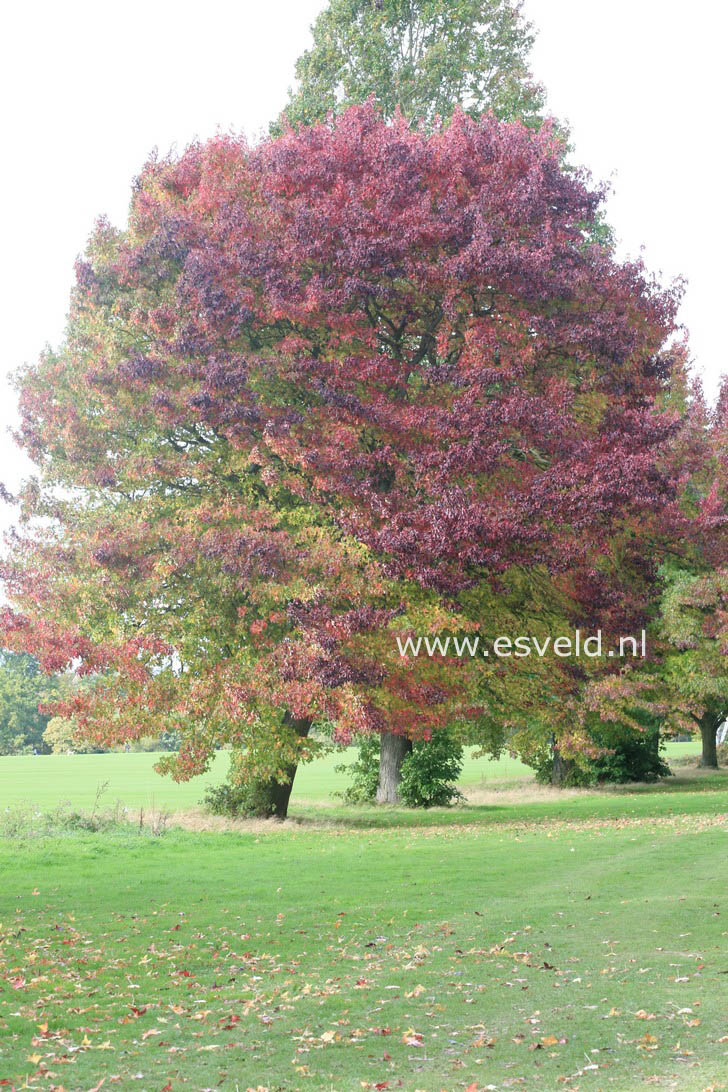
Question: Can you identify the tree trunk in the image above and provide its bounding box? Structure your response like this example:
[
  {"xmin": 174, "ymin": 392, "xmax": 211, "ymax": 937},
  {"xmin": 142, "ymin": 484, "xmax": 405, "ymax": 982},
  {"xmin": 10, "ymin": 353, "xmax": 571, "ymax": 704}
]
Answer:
[
  {"xmin": 551, "ymin": 745, "xmax": 574, "ymax": 786},
  {"xmin": 376, "ymin": 732, "xmax": 413, "ymax": 804},
  {"xmin": 698, "ymin": 715, "xmax": 719, "ymax": 769},
  {"xmin": 249, "ymin": 713, "xmax": 312, "ymax": 819}
]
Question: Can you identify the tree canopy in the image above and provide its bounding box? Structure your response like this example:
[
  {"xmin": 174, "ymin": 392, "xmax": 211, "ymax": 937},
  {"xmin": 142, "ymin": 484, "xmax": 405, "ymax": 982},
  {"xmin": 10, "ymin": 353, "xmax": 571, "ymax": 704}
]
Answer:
[
  {"xmin": 279, "ymin": 0, "xmax": 545, "ymax": 129},
  {"xmin": 1, "ymin": 106, "xmax": 686, "ymax": 789}
]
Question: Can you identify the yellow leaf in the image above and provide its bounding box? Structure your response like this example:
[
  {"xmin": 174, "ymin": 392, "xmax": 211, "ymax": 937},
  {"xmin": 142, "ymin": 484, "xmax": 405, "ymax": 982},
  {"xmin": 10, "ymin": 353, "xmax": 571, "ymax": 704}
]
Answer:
[{"xmin": 406, "ymin": 984, "xmax": 426, "ymax": 998}]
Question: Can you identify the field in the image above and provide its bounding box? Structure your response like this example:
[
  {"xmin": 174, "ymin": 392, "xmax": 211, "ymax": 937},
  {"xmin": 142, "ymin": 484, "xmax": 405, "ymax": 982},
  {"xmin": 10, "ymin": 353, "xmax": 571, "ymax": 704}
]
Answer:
[
  {"xmin": 1, "ymin": 746, "xmax": 728, "ymax": 1091},
  {"xmin": 0, "ymin": 748, "xmax": 535, "ymax": 813},
  {"xmin": 0, "ymin": 744, "xmax": 700, "ymax": 812}
]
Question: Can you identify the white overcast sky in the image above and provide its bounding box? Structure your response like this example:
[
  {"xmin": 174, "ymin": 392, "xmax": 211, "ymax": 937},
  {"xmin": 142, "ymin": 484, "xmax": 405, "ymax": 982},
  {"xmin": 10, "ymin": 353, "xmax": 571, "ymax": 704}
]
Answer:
[{"xmin": 1, "ymin": 0, "xmax": 725, "ymax": 537}]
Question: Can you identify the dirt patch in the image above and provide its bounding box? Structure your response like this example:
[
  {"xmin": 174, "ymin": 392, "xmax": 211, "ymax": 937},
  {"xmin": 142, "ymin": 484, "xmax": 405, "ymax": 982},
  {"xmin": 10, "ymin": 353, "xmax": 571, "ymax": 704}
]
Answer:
[
  {"xmin": 164, "ymin": 803, "xmax": 728, "ymax": 841},
  {"xmin": 166, "ymin": 809, "xmax": 298, "ymax": 834},
  {"xmin": 665, "ymin": 762, "xmax": 726, "ymax": 778},
  {"xmin": 462, "ymin": 780, "xmax": 588, "ymax": 806}
]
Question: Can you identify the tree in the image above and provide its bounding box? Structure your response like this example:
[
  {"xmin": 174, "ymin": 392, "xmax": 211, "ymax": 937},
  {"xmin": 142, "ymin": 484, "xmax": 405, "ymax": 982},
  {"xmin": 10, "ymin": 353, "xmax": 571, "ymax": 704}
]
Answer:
[
  {"xmin": 339, "ymin": 725, "xmax": 463, "ymax": 804},
  {"xmin": 579, "ymin": 567, "xmax": 728, "ymax": 772},
  {"xmin": 660, "ymin": 567, "xmax": 728, "ymax": 767},
  {"xmin": 279, "ymin": 0, "xmax": 545, "ymax": 129},
  {"xmin": 481, "ymin": 526, "xmax": 680, "ymax": 785},
  {"xmin": 279, "ymin": 0, "xmax": 551, "ymax": 802},
  {"xmin": 1, "ymin": 108, "xmax": 683, "ymax": 814},
  {"xmin": 577, "ymin": 374, "xmax": 728, "ymax": 772},
  {"xmin": 43, "ymin": 715, "xmax": 77, "ymax": 753},
  {"xmin": 0, "ymin": 650, "xmax": 56, "ymax": 754},
  {"xmin": 641, "ymin": 378, "xmax": 728, "ymax": 768}
]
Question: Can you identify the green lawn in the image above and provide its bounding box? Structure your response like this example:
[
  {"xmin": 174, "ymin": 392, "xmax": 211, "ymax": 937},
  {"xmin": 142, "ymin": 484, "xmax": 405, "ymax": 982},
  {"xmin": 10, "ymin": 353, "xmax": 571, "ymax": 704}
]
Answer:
[
  {"xmin": 2, "ymin": 806, "xmax": 728, "ymax": 1090},
  {"xmin": 0, "ymin": 743, "xmax": 699, "ymax": 812},
  {"xmin": 2, "ymin": 743, "xmax": 726, "ymax": 1091}
]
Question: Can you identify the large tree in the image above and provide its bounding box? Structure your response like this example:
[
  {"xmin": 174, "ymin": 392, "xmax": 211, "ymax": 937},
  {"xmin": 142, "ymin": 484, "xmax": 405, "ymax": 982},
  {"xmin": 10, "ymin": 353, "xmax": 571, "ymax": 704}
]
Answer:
[
  {"xmin": 279, "ymin": 0, "xmax": 545, "ymax": 129},
  {"xmin": 1, "ymin": 107, "xmax": 683, "ymax": 812},
  {"xmin": 278, "ymin": 0, "xmax": 551, "ymax": 801}
]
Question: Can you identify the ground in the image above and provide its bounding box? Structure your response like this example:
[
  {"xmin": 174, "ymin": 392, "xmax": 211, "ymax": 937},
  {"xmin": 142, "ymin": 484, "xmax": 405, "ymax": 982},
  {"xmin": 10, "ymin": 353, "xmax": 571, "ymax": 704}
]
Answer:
[{"xmin": 0, "ymin": 746, "xmax": 727, "ymax": 1091}]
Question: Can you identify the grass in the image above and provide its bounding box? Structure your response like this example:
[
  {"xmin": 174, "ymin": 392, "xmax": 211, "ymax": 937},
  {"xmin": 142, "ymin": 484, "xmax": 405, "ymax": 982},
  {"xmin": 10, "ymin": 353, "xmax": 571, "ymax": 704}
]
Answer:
[
  {"xmin": 1, "ymin": 743, "xmax": 727, "ymax": 1090},
  {"xmin": 0, "ymin": 748, "xmax": 532, "ymax": 813},
  {"xmin": 0, "ymin": 743, "xmax": 698, "ymax": 812}
]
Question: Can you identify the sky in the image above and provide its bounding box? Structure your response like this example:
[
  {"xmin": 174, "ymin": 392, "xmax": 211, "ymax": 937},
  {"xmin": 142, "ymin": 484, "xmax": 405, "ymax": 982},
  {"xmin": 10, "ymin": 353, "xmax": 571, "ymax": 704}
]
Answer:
[{"xmin": 1, "ymin": 0, "xmax": 724, "ymax": 537}]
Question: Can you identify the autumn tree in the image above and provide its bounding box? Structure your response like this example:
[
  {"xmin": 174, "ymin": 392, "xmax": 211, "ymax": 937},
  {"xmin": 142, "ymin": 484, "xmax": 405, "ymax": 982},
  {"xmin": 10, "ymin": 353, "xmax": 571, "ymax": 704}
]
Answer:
[
  {"xmin": 577, "ymin": 373, "xmax": 727, "ymax": 772},
  {"xmin": 1, "ymin": 108, "xmax": 683, "ymax": 811},
  {"xmin": 659, "ymin": 567, "xmax": 727, "ymax": 767},
  {"xmin": 656, "ymin": 384, "xmax": 728, "ymax": 767},
  {"xmin": 279, "ymin": 0, "xmax": 545, "ymax": 129},
  {"xmin": 277, "ymin": 0, "xmax": 556, "ymax": 801}
]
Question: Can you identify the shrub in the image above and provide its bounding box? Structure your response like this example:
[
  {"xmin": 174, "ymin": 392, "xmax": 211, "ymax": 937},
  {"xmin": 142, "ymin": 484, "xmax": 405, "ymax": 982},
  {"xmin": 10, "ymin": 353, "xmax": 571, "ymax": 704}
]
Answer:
[
  {"xmin": 335, "ymin": 734, "xmax": 381, "ymax": 804},
  {"xmin": 533, "ymin": 723, "xmax": 671, "ymax": 786},
  {"xmin": 338, "ymin": 730, "xmax": 464, "ymax": 807},
  {"xmin": 399, "ymin": 731, "xmax": 464, "ymax": 807},
  {"xmin": 591, "ymin": 731, "xmax": 671, "ymax": 783},
  {"xmin": 202, "ymin": 777, "xmax": 289, "ymax": 818}
]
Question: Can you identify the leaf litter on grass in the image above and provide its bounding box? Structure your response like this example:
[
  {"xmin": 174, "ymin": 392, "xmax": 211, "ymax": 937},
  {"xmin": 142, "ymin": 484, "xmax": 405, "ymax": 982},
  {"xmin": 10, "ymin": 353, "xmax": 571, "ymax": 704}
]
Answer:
[{"xmin": 1, "ymin": 815, "xmax": 728, "ymax": 1090}]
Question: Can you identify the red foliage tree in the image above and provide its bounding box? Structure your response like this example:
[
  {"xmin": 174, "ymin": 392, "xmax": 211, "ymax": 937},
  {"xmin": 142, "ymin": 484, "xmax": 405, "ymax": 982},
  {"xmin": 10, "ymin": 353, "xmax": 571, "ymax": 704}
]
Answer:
[
  {"xmin": 579, "ymin": 372, "xmax": 728, "ymax": 769},
  {"xmin": 1, "ymin": 107, "xmax": 684, "ymax": 810}
]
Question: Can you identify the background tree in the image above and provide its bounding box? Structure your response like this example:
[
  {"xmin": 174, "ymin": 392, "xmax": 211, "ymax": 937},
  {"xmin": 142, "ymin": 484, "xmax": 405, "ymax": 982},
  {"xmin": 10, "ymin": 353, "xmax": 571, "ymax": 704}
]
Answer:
[
  {"xmin": 43, "ymin": 715, "xmax": 77, "ymax": 754},
  {"xmin": 0, "ymin": 650, "xmax": 56, "ymax": 755},
  {"xmin": 279, "ymin": 0, "xmax": 545, "ymax": 129},
  {"xmin": 579, "ymin": 376, "xmax": 728, "ymax": 771},
  {"xmin": 659, "ymin": 567, "xmax": 728, "ymax": 767}
]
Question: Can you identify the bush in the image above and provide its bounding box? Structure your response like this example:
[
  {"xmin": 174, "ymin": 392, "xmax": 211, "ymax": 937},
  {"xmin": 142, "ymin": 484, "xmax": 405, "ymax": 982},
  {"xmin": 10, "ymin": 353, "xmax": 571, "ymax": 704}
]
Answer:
[
  {"xmin": 202, "ymin": 777, "xmax": 291, "ymax": 818},
  {"xmin": 533, "ymin": 723, "xmax": 671, "ymax": 786},
  {"xmin": 338, "ymin": 730, "xmax": 464, "ymax": 807},
  {"xmin": 335, "ymin": 734, "xmax": 381, "ymax": 804},
  {"xmin": 399, "ymin": 731, "xmax": 464, "ymax": 807},
  {"xmin": 591, "ymin": 731, "xmax": 670, "ymax": 783}
]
